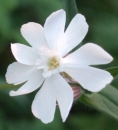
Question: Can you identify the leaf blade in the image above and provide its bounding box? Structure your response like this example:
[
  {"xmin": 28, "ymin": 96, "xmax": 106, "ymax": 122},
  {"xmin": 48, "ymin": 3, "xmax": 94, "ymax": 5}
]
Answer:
[
  {"xmin": 80, "ymin": 85, "xmax": 118, "ymax": 120},
  {"xmin": 106, "ymin": 66, "xmax": 118, "ymax": 77},
  {"xmin": 63, "ymin": 0, "xmax": 78, "ymax": 28}
]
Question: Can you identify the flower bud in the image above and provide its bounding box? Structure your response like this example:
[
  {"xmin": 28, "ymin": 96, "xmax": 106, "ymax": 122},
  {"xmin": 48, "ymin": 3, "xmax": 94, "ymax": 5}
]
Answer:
[
  {"xmin": 60, "ymin": 72, "xmax": 77, "ymax": 83},
  {"xmin": 56, "ymin": 86, "xmax": 82, "ymax": 107},
  {"xmin": 72, "ymin": 86, "xmax": 82, "ymax": 101}
]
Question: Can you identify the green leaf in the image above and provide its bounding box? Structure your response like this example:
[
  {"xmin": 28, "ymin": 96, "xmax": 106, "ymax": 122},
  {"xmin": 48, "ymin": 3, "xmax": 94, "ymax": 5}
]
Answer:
[
  {"xmin": 106, "ymin": 66, "xmax": 118, "ymax": 78},
  {"xmin": 80, "ymin": 85, "xmax": 118, "ymax": 120},
  {"xmin": 63, "ymin": 0, "xmax": 78, "ymax": 28},
  {"xmin": 0, "ymin": 83, "xmax": 20, "ymax": 89},
  {"xmin": 99, "ymin": 85, "xmax": 118, "ymax": 106}
]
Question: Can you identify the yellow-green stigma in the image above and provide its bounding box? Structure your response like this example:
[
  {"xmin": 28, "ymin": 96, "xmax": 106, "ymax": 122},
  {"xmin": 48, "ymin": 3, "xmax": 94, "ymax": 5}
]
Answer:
[{"xmin": 48, "ymin": 56, "xmax": 60, "ymax": 70}]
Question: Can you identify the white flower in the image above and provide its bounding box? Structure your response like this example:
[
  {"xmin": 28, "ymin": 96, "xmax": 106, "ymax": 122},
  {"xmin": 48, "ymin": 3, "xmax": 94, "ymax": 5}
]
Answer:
[{"xmin": 5, "ymin": 9, "xmax": 113, "ymax": 123}]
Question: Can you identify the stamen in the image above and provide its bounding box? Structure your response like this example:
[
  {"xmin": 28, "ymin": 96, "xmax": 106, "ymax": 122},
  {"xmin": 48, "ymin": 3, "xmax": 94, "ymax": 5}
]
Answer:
[{"xmin": 48, "ymin": 56, "xmax": 60, "ymax": 70}]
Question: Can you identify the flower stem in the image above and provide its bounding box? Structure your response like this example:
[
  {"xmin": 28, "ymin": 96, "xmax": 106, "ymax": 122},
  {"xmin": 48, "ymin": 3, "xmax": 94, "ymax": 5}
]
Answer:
[{"xmin": 63, "ymin": 0, "xmax": 78, "ymax": 28}]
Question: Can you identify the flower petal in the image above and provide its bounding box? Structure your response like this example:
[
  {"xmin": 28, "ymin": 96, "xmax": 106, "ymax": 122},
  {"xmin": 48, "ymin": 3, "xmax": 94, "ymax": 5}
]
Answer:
[
  {"xmin": 52, "ymin": 74, "xmax": 73, "ymax": 122},
  {"xmin": 32, "ymin": 74, "xmax": 73, "ymax": 123},
  {"xmin": 64, "ymin": 65, "xmax": 113, "ymax": 92},
  {"xmin": 62, "ymin": 43, "xmax": 113, "ymax": 66},
  {"xmin": 58, "ymin": 14, "xmax": 88, "ymax": 56},
  {"xmin": 11, "ymin": 43, "xmax": 39, "ymax": 65},
  {"xmin": 9, "ymin": 69, "xmax": 44, "ymax": 96},
  {"xmin": 21, "ymin": 22, "xmax": 48, "ymax": 49},
  {"xmin": 44, "ymin": 9, "xmax": 66, "ymax": 49},
  {"xmin": 5, "ymin": 62, "xmax": 34, "ymax": 85},
  {"xmin": 32, "ymin": 77, "xmax": 56, "ymax": 124}
]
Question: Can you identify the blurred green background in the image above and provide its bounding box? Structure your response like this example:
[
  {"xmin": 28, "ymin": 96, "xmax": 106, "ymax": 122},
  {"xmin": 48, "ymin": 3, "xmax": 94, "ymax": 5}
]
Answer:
[{"xmin": 0, "ymin": 0, "xmax": 118, "ymax": 129}]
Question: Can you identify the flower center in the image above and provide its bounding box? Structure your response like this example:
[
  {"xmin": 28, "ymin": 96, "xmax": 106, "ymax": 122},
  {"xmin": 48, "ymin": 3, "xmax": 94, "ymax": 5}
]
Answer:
[
  {"xmin": 36, "ymin": 47, "xmax": 63, "ymax": 78},
  {"xmin": 48, "ymin": 56, "xmax": 60, "ymax": 70}
]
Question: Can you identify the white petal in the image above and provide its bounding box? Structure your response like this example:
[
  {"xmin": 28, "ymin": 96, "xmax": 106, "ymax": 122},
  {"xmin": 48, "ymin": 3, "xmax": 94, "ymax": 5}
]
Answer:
[
  {"xmin": 5, "ymin": 62, "xmax": 34, "ymax": 85},
  {"xmin": 32, "ymin": 74, "xmax": 73, "ymax": 123},
  {"xmin": 58, "ymin": 14, "xmax": 88, "ymax": 56},
  {"xmin": 11, "ymin": 43, "xmax": 39, "ymax": 65},
  {"xmin": 10, "ymin": 69, "xmax": 44, "ymax": 96},
  {"xmin": 52, "ymin": 74, "xmax": 73, "ymax": 122},
  {"xmin": 44, "ymin": 9, "xmax": 66, "ymax": 49},
  {"xmin": 21, "ymin": 22, "xmax": 48, "ymax": 50},
  {"xmin": 64, "ymin": 65, "xmax": 113, "ymax": 92},
  {"xmin": 63, "ymin": 43, "xmax": 113, "ymax": 66},
  {"xmin": 32, "ymin": 77, "xmax": 56, "ymax": 124}
]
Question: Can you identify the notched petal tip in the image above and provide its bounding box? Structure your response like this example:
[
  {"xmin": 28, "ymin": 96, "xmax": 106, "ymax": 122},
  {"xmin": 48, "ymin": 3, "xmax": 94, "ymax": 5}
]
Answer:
[
  {"xmin": 31, "ymin": 104, "xmax": 55, "ymax": 124},
  {"xmin": 59, "ymin": 9, "xmax": 65, "ymax": 14},
  {"xmin": 108, "ymin": 55, "xmax": 113, "ymax": 62},
  {"xmin": 76, "ymin": 13, "xmax": 89, "ymax": 25},
  {"xmin": 62, "ymin": 102, "xmax": 73, "ymax": 122},
  {"xmin": 11, "ymin": 43, "xmax": 15, "ymax": 53},
  {"xmin": 88, "ymin": 43, "xmax": 113, "ymax": 63},
  {"xmin": 5, "ymin": 71, "xmax": 9, "ymax": 84},
  {"xmin": 91, "ymin": 72, "xmax": 113, "ymax": 93},
  {"xmin": 11, "ymin": 43, "xmax": 14, "ymax": 49},
  {"xmin": 11, "ymin": 43, "xmax": 18, "ymax": 54},
  {"xmin": 31, "ymin": 108, "xmax": 53, "ymax": 124},
  {"xmin": 9, "ymin": 90, "xmax": 27, "ymax": 96},
  {"xmin": 61, "ymin": 101, "xmax": 73, "ymax": 123},
  {"xmin": 84, "ymin": 43, "xmax": 114, "ymax": 65},
  {"xmin": 5, "ymin": 78, "xmax": 11, "ymax": 84},
  {"xmin": 53, "ymin": 9, "xmax": 65, "ymax": 14},
  {"xmin": 60, "ymin": 12, "xmax": 89, "ymax": 56},
  {"xmin": 106, "ymin": 72, "xmax": 113, "ymax": 83},
  {"xmin": 76, "ymin": 13, "xmax": 89, "ymax": 29},
  {"xmin": 20, "ymin": 22, "xmax": 37, "ymax": 30},
  {"xmin": 9, "ymin": 90, "xmax": 16, "ymax": 96},
  {"xmin": 5, "ymin": 62, "xmax": 15, "ymax": 84}
]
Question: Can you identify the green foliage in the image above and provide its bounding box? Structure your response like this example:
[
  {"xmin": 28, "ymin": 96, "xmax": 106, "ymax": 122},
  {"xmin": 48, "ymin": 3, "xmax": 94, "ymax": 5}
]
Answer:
[
  {"xmin": 68, "ymin": 114, "xmax": 118, "ymax": 130},
  {"xmin": 106, "ymin": 66, "xmax": 118, "ymax": 78},
  {"xmin": 63, "ymin": 0, "xmax": 78, "ymax": 28},
  {"xmin": 80, "ymin": 85, "xmax": 118, "ymax": 120},
  {"xmin": 0, "ymin": 83, "xmax": 19, "ymax": 89}
]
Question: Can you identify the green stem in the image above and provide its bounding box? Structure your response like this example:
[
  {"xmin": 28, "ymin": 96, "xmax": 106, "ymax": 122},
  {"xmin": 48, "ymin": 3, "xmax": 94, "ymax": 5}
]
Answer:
[{"xmin": 63, "ymin": 0, "xmax": 78, "ymax": 28}]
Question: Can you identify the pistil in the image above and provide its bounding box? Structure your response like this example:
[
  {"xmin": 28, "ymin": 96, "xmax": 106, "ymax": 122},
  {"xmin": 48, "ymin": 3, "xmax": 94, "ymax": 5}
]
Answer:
[{"xmin": 48, "ymin": 56, "xmax": 60, "ymax": 70}]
